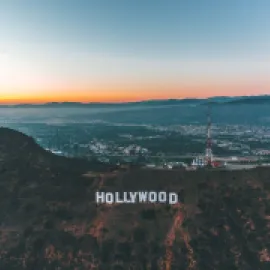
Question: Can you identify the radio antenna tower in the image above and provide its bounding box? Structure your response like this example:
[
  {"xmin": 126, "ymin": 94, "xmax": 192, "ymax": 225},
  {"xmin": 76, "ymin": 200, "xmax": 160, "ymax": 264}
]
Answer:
[{"xmin": 205, "ymin": 103, "xmax": 213, "ymax": 166}]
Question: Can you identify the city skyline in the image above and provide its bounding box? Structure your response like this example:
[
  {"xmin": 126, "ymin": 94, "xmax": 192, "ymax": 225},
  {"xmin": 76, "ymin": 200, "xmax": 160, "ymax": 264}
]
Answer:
[{"xmin": 1, "ymin": 0, "xmax": 270, "ymax": 104}]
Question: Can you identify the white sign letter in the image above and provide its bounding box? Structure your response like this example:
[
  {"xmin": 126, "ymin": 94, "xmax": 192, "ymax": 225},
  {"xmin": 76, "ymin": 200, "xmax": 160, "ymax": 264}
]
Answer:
[
  {"xmin": 158, "ymin": 192, "xmax": 167, "ymax": 203},
  {"xmin": 96, "ymin": 192, "xmax": 105, "ymax": 204},
  {"xmin": 106, "ymin": 192, "xmax": 114, "ymax": 204},
  {"xmin": 169, "ymin": 192, "xmax": 178, "ymax": 204},
  {"xmin": 149, "ymin": 192, "xmax": 157, "ymax": 203}
]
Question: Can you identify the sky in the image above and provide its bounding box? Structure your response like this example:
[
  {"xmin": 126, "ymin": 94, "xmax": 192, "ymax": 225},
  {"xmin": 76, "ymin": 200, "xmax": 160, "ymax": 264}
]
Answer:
[{"xmin": 0, "ymin": 0, "xmax": 270, "ymax": 104}]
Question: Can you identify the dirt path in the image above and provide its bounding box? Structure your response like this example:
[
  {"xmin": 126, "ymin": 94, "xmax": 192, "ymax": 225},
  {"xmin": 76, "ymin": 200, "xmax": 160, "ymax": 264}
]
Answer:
[{"xmin": 162, "ymin": 203, "xmax": 196, "ymax": 270}]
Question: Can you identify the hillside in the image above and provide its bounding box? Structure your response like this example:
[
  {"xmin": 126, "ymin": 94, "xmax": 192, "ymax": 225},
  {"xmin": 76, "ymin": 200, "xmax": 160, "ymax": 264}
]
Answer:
[{"xmin": 0, "ymin": 128, "xmax": 270, "ymax": 269}]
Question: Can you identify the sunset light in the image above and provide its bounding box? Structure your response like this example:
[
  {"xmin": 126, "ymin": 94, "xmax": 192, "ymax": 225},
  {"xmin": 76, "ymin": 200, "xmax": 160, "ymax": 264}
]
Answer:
[{"xmin": 0, "ymin": 0, "xmax": 269, "ymax": 104}]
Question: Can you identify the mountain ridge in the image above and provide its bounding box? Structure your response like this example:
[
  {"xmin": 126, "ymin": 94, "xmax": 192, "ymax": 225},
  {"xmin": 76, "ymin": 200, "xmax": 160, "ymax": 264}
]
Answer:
[{"xmin": 1, "ymin": 95, "xmax": 270, "ymax": 108}]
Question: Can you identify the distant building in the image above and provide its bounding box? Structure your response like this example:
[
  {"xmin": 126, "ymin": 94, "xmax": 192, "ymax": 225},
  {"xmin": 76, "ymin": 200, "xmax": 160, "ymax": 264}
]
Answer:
[
  {"xmin": 145, "ymin": 164, "xmax": 156, "ymax": 168},
  {"xmin": 191, "ymin": 157, "xmax": 207, "ymax": 167}
]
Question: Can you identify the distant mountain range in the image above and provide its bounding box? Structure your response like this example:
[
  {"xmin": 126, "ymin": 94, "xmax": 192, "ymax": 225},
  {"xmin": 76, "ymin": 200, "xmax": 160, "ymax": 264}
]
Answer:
[{"xmin": 0, "ymin": 95, "xmax": 270, "ymax": 108}]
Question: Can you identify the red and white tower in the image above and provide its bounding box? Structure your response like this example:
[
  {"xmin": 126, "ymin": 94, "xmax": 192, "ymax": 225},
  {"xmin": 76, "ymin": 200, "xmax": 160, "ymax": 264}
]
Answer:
[{"xmin": 205, "ymin": 104, "xmax": 213, "ymax": 166}]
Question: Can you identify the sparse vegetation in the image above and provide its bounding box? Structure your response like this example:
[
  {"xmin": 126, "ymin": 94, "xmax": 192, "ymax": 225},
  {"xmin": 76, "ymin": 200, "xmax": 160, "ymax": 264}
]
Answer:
[{"xmin": 0, "ymin": 128, "xmax": 270, "ymax": 269}]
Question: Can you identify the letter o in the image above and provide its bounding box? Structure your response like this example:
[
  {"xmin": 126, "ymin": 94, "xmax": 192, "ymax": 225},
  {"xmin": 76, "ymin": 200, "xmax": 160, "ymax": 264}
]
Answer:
[
  {"xmin": 106, "ymin": 192, "xmax": 114, "ymax": 204},
  {"xmin": 158, "ymin": 192, "xmax": 167, "ymax": 203},
  {"xmin": 149, "ymin": 192, "xmax": 157, "ymax": 203}
]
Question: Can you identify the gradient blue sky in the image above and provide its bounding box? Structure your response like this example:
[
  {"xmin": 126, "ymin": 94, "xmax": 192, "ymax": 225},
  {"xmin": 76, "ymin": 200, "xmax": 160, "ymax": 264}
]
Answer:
[{"xmin": 0, "ymin": 0, "xmax": 270, "ymax": 103}]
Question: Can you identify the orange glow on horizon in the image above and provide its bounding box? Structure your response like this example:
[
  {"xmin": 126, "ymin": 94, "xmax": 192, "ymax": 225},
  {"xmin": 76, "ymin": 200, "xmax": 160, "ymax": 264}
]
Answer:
[{"xmin": 0, "ymin": 81, "xmax": 269, "ymax": 104}]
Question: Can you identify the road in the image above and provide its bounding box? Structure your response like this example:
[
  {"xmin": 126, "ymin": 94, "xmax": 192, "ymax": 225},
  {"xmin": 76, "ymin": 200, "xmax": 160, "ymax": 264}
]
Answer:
[{"xmin": 92, "ymin": 154, "xmax": 261, "ymax": 161}]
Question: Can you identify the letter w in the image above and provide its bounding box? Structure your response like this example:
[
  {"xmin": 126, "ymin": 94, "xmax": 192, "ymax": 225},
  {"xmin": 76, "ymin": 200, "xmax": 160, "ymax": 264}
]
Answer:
[{"xmin": 138, "ymin": 192, "xmax": 148, "ymax": 202}]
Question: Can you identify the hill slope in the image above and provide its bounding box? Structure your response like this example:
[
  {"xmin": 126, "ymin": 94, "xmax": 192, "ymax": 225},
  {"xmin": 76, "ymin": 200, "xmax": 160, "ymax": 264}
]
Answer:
[{"xmin": 0, "ymin": 128, "xmax": 270, "ymax": 269}]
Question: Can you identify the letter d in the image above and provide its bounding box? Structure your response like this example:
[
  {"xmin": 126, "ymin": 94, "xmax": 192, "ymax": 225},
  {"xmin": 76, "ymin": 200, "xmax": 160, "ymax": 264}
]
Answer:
[{"xmin": 169, "ymin": 192, "xmax": 178, "ymax": 204}]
